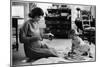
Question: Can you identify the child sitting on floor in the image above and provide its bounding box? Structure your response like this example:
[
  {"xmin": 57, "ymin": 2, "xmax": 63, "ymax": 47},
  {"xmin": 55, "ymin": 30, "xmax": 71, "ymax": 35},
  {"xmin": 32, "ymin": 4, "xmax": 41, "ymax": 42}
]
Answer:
[{"xmin": 65, "ymin": 29, "xmax": 93, "ymax": 60}]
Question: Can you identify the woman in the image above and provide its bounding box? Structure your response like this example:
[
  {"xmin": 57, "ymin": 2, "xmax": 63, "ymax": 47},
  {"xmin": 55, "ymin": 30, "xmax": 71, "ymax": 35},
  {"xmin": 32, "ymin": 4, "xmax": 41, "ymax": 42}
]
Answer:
[{"xmin": 19, "ymin": 7, "xmax": 58, "ymax": 61}]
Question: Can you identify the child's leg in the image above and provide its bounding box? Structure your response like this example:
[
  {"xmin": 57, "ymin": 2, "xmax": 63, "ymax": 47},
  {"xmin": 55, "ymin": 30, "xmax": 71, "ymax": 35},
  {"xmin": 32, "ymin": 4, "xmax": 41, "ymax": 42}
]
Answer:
[{"xmin": 88, "ymin": 52, "xmax": 93, "ymax": 58}]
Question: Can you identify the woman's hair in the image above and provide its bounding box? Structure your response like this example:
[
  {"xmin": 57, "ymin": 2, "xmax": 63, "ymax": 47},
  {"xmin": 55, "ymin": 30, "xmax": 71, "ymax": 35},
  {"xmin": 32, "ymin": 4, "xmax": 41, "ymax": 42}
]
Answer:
[{"xmin": 28, "ymin": 7, "xmax": 44, "ymax": 18}]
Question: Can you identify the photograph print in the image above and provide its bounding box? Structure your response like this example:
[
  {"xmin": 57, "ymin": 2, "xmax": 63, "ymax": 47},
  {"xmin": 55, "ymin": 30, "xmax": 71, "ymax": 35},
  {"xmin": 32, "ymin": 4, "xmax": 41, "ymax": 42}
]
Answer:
[{"xmin": 11, "ymin": 0, "xmax": 96, "ymax": 66}]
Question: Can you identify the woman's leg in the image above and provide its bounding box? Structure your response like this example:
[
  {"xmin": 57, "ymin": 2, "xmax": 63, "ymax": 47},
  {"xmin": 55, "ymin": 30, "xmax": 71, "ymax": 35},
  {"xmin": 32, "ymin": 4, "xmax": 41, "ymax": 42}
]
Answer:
[{"xmin": 37, "ymin": 48, "xmax": 58, "ymax": 57}]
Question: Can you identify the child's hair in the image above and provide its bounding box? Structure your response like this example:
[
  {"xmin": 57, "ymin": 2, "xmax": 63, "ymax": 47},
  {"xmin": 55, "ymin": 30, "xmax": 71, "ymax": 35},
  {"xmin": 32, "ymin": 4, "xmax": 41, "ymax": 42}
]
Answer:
[
  {"xmin": 70, "ymin": 29, "xmax": 76, "ymax": 35},
  {"xmin": 69, "ymin": 29, "xmax": 79, "ymax": 39}
]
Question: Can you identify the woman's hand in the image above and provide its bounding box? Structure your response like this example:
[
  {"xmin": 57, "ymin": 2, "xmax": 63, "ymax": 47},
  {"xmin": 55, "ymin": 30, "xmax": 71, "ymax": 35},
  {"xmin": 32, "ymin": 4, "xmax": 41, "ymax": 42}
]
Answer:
[
  {"xmin": 43, "ymin": 33, "xmax": 54, "ymax": 40},
  {"xmin": 41, "ymin": 43, "xmax": 48, "ymax": 48}
]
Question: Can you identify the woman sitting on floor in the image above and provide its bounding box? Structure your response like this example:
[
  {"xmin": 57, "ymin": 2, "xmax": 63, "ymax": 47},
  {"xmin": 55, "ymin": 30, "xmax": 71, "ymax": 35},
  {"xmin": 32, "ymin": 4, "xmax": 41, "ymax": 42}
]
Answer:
[{"xmin": 19, "ymin": 7, "xmax": 59, "ymax": 62}]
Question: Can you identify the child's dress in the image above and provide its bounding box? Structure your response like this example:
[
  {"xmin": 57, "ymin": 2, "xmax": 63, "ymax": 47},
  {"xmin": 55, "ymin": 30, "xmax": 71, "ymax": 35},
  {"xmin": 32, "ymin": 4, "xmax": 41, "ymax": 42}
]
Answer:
[{"xmin": 72, "ymin": 36, "xmax": 90, "ymax": 56}]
